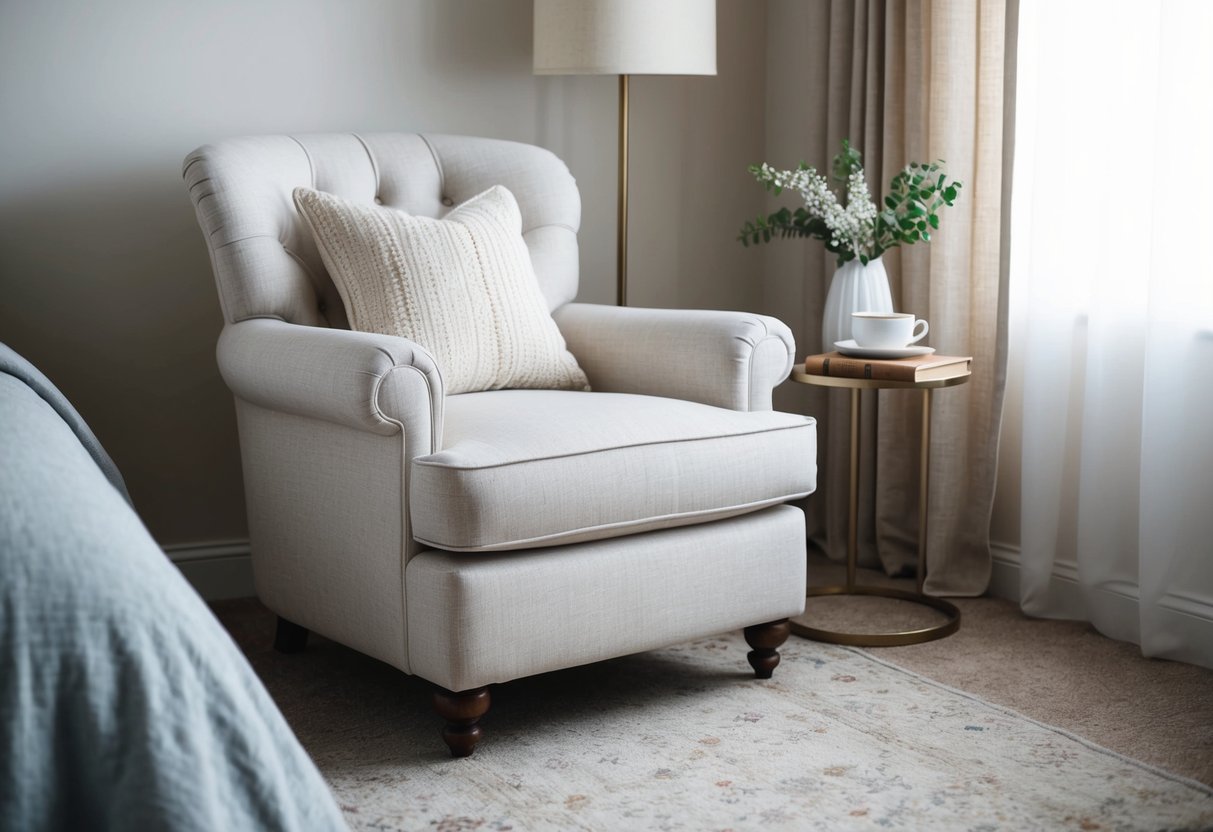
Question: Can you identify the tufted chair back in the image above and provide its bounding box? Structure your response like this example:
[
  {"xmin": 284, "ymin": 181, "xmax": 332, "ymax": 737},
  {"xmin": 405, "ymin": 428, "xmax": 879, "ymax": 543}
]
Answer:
[{"xmin": 183, "ymin": 133, "xmax": 582, "ymax": 328}]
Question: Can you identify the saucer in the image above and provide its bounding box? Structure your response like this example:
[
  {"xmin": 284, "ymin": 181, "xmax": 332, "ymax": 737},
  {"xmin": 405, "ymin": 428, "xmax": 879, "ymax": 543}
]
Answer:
[{"xmin": 835, "ymin": 339, "xmax": 935, "ymax": 359}]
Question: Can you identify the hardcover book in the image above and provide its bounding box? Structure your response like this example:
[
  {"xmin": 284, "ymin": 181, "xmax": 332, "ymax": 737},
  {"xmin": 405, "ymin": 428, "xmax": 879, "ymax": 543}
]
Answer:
[{"xmin": 804, "ymin": 352, "xmax": 972, "ymax": 382}]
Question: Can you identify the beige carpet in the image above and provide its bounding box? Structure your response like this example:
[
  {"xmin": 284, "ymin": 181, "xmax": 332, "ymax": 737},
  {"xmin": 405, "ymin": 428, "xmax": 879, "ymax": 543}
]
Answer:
[
  {"xmin": 212, "ymin": 599, "xmax": 1213, "ymax": 831},
  {"xmin": 796, "ymin": 552, "xmax": 1213, "ymax": 786}
]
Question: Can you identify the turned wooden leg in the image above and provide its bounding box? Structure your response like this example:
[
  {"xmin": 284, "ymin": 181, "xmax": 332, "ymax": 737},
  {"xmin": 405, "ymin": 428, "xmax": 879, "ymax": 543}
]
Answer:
[
  {"xmin": 432, "ymin": 686, "xmax": 491, "ymax": 758},
  {"xmin": 273, "ymin": 616, "xmax": 309, "ymax": 653},
  {"xmin": 744, "ymin": 619, "xmax": 790, "ymax": 679}
]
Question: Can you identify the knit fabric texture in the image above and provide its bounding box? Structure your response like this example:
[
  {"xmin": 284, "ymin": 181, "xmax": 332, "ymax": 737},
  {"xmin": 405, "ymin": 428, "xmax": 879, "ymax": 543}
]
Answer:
[{"xmin": 294, "ymin": 185, "xmax": 589, "ymax": 395}]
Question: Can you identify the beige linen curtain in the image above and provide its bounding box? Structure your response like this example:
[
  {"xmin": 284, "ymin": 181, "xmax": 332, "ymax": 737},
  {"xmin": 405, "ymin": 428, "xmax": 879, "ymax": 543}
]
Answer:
[{"xmin": 767, "ymin": 0, "xmax": 1013, "ymax": 594}]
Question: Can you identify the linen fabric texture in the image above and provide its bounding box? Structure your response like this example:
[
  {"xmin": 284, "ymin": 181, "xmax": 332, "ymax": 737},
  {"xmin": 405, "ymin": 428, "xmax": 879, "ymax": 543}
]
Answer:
[
  {"xmin": 183, "ymin": 134, "xmax": 583, "ymax": 328},
  {"xmin": 0, "ymin": 344, "xmax": 345, "ymax": 831},
  {"xmin": 554, "ymin": 303, "xmax": 796, "ymax": 411},
  {"xmin": 407, "ymin": 505, "xmax": 808, "ymax": 692},
  {"xmin": 412, "ymin": 390, "xmax": 816, "ymax": 551},
  {"xmin": 294, "ymin": 184, "xmax": 588, "ymax": 395}
]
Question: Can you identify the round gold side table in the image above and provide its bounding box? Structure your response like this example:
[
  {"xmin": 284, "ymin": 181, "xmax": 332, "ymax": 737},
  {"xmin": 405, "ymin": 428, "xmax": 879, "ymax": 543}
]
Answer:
[{"xmin": 790, "ymin": 368, "xmax": 970, "ymax": 647}]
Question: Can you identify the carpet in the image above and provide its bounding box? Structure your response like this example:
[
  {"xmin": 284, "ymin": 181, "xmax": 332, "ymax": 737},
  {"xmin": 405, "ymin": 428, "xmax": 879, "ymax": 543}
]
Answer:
[{"xmin": 267, "ymin": 629, "xmax": 1213, "ymax": 831}]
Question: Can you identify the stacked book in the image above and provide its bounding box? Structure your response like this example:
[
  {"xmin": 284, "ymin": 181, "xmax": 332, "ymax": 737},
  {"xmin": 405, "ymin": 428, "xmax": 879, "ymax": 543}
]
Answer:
[{"xmin": 804, "ymin": 352, "xmax": 971, "ymax": 382}]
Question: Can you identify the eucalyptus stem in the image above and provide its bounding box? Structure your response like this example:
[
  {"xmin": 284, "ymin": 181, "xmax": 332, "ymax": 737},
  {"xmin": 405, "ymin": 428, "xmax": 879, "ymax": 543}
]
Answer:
[{"xmin": 739, "ymin": 139, "xmax": 962, "ymax": 266}]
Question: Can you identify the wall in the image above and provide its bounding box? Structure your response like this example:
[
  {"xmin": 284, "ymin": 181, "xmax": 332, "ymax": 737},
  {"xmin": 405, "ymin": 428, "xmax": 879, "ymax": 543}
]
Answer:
[
  {"xmin": 0, "ymin": 1, "xmax": 769, "ymax": 558},
  {"xmin": 759, "ymin": 0, "xmax": 831, "ymax": 420}
]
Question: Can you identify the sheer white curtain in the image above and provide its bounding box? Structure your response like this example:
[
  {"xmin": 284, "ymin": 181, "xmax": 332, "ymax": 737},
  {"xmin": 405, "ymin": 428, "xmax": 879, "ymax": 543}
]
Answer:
[{"xmin": 1011, "ymin": 0, "xmax": 1213, "ymax": 668}]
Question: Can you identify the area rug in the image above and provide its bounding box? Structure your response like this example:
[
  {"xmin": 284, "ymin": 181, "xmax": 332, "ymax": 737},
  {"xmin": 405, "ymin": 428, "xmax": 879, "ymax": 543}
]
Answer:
[{"xmin": 269, "ymin": 631, "xmax": 1213, "ymax": 831}]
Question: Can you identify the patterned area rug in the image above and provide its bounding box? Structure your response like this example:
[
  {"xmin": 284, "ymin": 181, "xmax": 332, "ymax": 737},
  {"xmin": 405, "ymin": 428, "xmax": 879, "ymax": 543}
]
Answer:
[{"xmin": 269, "ymin": 631, "xmax": 1213, "ymax": 831}]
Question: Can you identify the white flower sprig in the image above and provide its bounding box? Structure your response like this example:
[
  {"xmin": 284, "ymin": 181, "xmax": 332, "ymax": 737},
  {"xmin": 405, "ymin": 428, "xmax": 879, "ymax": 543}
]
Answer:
[{"xmin": 740, "ymin": 140, "xmax": 961, "ymax": 266}]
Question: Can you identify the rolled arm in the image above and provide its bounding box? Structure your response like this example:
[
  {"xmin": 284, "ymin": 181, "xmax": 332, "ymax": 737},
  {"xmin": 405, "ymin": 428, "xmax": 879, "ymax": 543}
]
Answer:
[
  {"xmin": 553, "ymin": 303, "xmax": 795, "ymax": 411},
  {"xmin": 217, "ymin": 319, "xmax": 444, "ymax": 448}
]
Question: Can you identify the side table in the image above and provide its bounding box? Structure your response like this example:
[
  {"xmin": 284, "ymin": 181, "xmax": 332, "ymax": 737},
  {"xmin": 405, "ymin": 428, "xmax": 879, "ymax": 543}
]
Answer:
[{"xmin": 789, "ymin": 368, "xmax": 970, "ymax": 646}]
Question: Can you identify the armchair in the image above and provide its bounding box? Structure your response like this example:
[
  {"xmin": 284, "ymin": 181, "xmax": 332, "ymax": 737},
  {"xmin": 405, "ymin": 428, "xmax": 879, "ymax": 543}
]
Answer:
[{"xmin": 184, "ymin": 133, "xmax": 816, "ymax": 757}]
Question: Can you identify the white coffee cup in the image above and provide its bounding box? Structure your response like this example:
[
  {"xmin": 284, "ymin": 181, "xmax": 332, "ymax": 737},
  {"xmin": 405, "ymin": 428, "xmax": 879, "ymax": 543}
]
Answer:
[{"xmin": 851, "ymin": 312, "xmax": 929, "ymax": 349}]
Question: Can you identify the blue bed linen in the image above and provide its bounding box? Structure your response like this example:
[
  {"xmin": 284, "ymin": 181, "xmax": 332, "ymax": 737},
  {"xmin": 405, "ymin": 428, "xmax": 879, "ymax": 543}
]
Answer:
[{"xmin": 0, "ymin": 357, "xmax": 347, "ymax": 831}]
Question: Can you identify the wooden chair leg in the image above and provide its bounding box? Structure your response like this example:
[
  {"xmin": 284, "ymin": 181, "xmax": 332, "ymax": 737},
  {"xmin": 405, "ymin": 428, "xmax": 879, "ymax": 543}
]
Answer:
[
  {"xmin": 744, "ymin": 619, "xmax": 790, "ymax": 679},
  {"xmin": 273, "ymin": 616, "xmax": 309, "ymax": 653},
  {"xmin": 432, "ymin": 686, "xmax": 491, "ymax": 758}
]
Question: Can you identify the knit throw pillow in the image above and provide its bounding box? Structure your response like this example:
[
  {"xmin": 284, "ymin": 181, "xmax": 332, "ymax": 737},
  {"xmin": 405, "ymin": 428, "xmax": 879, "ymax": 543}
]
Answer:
[{"xmin": 294, "ymin": 185, "xmax": 589, "ymax": 395}]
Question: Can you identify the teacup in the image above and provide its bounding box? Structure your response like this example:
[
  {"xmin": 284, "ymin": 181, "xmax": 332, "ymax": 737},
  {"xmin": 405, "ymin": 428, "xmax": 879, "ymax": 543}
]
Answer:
[{"xmin": 851, "ymin": 312, "xmax": 929, "ymax": 349}]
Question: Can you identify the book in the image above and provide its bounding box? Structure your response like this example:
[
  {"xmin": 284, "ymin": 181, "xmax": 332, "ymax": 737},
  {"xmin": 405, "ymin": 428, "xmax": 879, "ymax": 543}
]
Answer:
[{"xmin": 803, "ymin": 352, "xmax": 972, "ymax": 382}]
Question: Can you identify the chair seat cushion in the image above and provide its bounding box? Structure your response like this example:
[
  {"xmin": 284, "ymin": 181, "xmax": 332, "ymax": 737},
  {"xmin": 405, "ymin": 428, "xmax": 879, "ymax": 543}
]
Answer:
[{"xmin": 410, "ymin": 390, "xmax": 816, "ymax": 551}]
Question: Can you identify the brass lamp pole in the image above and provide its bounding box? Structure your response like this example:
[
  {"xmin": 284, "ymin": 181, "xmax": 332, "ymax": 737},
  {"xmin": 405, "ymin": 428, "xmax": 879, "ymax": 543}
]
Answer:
[
  {"xmin": 617, "ymin": 74, "xmax": 629, "ymax": 306},
  {"xmin": 533, "ymin": 0, "xmax": 717, "ymax": 307}
]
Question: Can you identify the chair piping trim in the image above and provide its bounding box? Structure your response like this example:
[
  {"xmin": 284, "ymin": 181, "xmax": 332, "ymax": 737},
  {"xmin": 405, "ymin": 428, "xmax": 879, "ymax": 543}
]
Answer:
[
  {"xmin": 412, "ymin": 419, "xmax": 814, "ymax": 472},
  {"xmin": 745, "ymin": 332, "xmax": 794, "ymax": 410},
  {"xmin": 288, "ymin": 135, "xmax": 317, "ymax": 188},
  {"xmin": 372, "ymin": 362, "xmax": 443, "ymax": 677},
  {"xmin": 418, "ymin": 134, "xmax": 447, "ymax": 205},
  {"xmin": 412, "ymin": 493, "xmax": 814, "ymax": 553},
  {"xmin": 352, "ymin": 132, "xmax": 382, "ymax": 196}
]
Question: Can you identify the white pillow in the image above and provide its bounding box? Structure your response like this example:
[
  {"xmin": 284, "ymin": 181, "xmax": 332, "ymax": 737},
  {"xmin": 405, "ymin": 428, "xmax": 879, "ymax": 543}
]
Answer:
[{"xmin": 294, "ymin": 185, "xmax": 589, "ymax": 395}]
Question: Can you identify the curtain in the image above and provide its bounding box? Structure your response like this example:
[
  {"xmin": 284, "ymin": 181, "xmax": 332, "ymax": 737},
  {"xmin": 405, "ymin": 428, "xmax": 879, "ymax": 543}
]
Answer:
[
  {"xmin": 1013, "ymin": 1, "xmax": 1213, "ymax": 668},
  {"xmin": 765, "ymin": 0, "xmax": 1013, "ymax": 595}
]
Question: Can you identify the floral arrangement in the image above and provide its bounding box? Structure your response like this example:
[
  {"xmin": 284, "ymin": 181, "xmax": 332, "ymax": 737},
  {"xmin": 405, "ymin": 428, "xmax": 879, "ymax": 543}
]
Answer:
[{"xmin": 739, "ymin": 139, "xmax": 962, "ymax": 266}]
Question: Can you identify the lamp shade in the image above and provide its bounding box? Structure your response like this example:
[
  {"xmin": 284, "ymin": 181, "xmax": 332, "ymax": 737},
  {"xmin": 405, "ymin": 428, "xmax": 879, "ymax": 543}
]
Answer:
[{"xmin": 533, "ymin": 0, "xmax": 716, "ymax": 76}]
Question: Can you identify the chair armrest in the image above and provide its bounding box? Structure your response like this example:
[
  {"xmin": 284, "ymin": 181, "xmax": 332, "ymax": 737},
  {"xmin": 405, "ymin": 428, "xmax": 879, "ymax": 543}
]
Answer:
[
  {"xmin": 552, "ymin": 303, "xmax": 795, "ymax": 411},
  {"xmin": 217, "ymin": 319, "xmax": 444, "ymax": 448}
]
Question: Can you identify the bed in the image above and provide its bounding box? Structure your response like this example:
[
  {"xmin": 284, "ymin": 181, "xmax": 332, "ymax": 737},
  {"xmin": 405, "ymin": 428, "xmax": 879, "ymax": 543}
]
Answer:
[{"xmin": 0, "ymin": 343, "xmax": 346, "ymax": 831}]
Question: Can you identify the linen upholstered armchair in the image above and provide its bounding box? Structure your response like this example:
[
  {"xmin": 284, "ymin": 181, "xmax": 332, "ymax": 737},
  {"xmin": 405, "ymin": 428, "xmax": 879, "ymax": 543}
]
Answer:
[{"xmin": 183, "ymin": 133, "xmax": 816, "ymax": 757}]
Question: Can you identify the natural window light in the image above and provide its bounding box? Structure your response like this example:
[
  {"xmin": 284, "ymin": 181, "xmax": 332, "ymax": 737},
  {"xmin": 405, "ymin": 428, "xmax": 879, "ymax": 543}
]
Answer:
[{"xmin": 1010, "ymin": 0, "xmax": 1213, "ymax": 666}]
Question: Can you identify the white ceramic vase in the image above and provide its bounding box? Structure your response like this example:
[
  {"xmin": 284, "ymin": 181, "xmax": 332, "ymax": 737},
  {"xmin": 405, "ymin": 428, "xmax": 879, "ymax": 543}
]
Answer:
[{"xmin": 821, "ymin": 256, "xmax": 895, "ymax": 353}]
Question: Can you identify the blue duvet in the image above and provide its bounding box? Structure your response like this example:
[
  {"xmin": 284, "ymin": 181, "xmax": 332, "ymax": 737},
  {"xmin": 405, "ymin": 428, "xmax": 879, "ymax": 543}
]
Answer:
[{"xmin": 0, "ymin": 345, "xmax": 346, "ymax": 831}]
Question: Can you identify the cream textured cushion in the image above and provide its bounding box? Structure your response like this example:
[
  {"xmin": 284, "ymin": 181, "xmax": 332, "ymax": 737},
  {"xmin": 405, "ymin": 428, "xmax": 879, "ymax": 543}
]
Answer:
[
  {"xmin": 294, "ymin": 185, "xmax": 589, "ymax": 395},
  {"xmin": 410, "ymin": 389, "xmax": 817, "ymax": 551}
]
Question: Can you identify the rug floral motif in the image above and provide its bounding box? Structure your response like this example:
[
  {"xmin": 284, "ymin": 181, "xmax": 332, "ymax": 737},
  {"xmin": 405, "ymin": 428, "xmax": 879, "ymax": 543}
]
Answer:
[{"xmin": 307, "ymin": 634, "xmax": 1213, "ymax": 831}]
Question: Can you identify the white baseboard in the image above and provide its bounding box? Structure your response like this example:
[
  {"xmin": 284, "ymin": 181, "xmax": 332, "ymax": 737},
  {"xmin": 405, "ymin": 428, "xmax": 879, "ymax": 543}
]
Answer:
[
  {"xmin": 168, "ymin": 537, "xmax": 1213, "ymax": 643},
  {"xmin": 988, "ymin": 540, "xmax": 1086, "ymax": 612},
  {"xmin": 988, "ymin": 540, "xmax": 1025, "ymax": 602},
  {"xmin": 987, "ymin": 540, "xmax": 1213, "ymax": 629},
  {"xmin": 163, "ymin": 539, "xmax": 254, "ymax": 601}
]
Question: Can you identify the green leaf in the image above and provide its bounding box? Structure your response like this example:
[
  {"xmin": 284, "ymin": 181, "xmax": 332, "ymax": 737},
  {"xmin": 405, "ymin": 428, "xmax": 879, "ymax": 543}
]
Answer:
[
  {"xmin": 917, "ymin": 220, "xmax": 927, "ymax": 232},
  {"xmin": 921, "ymin": 230, "xmax": 931, "ymax": 242},
  {"xmin": 885, "ymin": 195, "xmax": 898, "ymax": 210},
  {"xmin": 928, "ymin": 213, "xmax": 940, "ymax": 229}
]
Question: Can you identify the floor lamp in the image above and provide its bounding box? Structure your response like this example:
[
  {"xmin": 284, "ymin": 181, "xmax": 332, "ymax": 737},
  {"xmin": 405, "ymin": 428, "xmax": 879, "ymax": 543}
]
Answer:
[{"xmin": 533, "ymin": 0, "xmax": 717, "ymax": 307}]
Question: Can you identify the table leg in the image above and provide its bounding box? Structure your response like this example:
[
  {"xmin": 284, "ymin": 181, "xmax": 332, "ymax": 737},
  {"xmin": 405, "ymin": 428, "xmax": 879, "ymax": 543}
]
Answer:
[
  {"xmin": 789, "ymin": 380, "xmax": 959, "ymax": 647},
  {"xmin": 847, "ymin": 387, "xmax": 860, "ymax": 592},
  {"xmin": 917, "ymin": 387, "xmax": 931, "ymax": 594}
]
